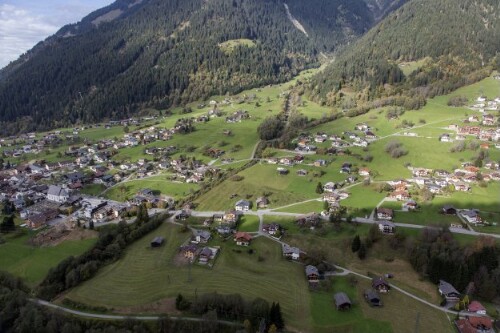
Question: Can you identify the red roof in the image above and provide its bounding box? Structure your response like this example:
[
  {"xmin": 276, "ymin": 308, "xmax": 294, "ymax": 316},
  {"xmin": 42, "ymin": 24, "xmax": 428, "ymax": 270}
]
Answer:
[
  {"xmin": 468, "ymin": 316, "xmax": 492, "ymax": 329},
  {"xmin": 234, "ymin": 232, "xmax": 252, "ymax": 242},
  {"xmin": 454, "ymin": 319, "xmax": 475, "ymax": 333},
  {"xmin": 468, "ymin": 301, "xmax": 485, "ymax": 312}
]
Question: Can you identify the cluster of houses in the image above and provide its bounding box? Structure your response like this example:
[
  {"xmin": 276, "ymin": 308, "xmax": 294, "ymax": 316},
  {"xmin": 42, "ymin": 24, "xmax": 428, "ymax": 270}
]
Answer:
[
  {"xmin": 0, "ymin": 151, "xmax": 174, "ymax": 229},
  {"xmin": 304, "ymin": 270, "xmax": 389, "ymax": 310},
  {"xmin": 438, "ymin": 279, "xmax": 495, "ymax": 333},
  {"xmin": 294, "ymin": 124, "xmax": 378, "ymax": 153},
  {"xmin": 384, "ymin": 163, "xmax": 500, "ymax": 202}
]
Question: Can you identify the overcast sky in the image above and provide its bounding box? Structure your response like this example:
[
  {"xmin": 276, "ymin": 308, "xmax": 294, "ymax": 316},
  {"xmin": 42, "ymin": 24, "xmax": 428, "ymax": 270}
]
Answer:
[{"xmin": 0, "ymin": 0, "xmax": 114, "ymax": 68}]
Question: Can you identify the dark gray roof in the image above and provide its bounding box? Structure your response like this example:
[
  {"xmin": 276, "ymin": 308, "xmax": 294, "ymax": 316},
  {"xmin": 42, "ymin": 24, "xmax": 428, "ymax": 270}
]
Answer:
[
  {"xmin": 151, "ymin": 236, "xmax": 164, "ymax": 244},
  {"xmin": 194, "ymin": 229, "xmax": 211, "ymax": 239},
  {"xmin": 333, "ymin": 292, "xmax": 352, "ymax": 307},
  {"xmin": 364, "ymin": 289, "xmax": 380, "ymax": 302},
  {"xmin": 305, "ymin": 265, "xmax": 319, "ymax": 276},
  {"xmin": 47, "ymin": 185, "xmax": 68, "ymax": 197},
  {"xmin": 439, "ymin": 280, "xmax": 459, "ymax": 295},
  {"xmin": 372, "ymin": 277, "xmax": 390, "ymax": 288}
]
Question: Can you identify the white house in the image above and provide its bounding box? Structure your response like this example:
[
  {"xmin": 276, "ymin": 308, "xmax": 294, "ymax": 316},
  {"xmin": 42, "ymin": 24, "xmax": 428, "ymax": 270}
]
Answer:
[{"xmin": 47, "ymin": 185, "xmax": 69, "ymax": 203}]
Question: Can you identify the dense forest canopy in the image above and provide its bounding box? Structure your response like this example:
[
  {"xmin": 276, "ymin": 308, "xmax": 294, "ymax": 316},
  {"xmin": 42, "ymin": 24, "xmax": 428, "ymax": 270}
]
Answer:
[
  {"xmin": 0, "ymin": 0, "xmax": 403, "ymax": 135},
  {"xmin": 309, "ymin": 0, "xmax": 500, "ymax": 107}
]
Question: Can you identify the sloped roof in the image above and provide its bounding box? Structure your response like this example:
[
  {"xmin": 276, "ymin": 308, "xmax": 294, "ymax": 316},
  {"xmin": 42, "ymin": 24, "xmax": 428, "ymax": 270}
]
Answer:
[
  {"xmin": 439, "ymin": 280, "xmax": 459, "ymax": 295},
  {"xmin": 468, "ymin": 316, "xmax": 493, "ymax": 329},
  {"xmin": 305, "ymin": 265, "xmax": 319, "ymax": 276},
  {"xmin": 333, "ymin": 292, "xmax": 351, "ymax": 307},
  {"xmin": 47, "ymin": 185, "xmax": 68, "ymax": 197},
  {"xmin": 468, "ymin": 301, "xmax": 485, "ymax": 312}
]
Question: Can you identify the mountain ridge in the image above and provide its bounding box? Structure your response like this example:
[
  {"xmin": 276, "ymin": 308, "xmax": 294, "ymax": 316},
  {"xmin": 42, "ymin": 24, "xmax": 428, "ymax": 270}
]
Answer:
[{"xmin": 0, "ymin": 0, "xmax": 406, "ymax": 134}]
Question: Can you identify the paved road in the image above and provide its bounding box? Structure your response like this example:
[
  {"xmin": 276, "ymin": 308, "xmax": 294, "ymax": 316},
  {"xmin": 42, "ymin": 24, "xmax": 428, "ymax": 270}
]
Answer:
[
  {"xmin": 32, "ymin": 299, "xmax": 242, "ymax": 326},
  {"xmin": 185, "ymin": 209, "xmax": 500, "ymax": 239}
]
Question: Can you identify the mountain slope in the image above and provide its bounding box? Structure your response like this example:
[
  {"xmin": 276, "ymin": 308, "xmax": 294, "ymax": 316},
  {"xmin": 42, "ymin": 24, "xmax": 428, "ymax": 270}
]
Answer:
[
  {"xmin": 0, "ymin": 0, "xmax": 404, "ymax": 135},
  {"xmin": 310, "ymin": 0, "xmax": 500, "ymax": 107}
]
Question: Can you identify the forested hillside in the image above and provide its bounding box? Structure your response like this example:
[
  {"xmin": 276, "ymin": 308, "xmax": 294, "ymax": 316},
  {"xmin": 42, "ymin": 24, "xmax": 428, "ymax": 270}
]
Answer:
[
  {"xmin": 310, "ymin": 0, "xmax": 500, "ymax": 108},
  {"xmin": 0, "ymin": 0, "xmax": 403, "ymax": 135}
]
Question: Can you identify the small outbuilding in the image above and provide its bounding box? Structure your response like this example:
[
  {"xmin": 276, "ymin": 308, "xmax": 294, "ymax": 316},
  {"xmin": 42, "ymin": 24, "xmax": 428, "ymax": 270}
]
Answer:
[
  {"xmin": 333, "ymin": 292, "xmax": 352, "ymax": 311},
  {"xmin": 151, "ymin": 236, "xmax": 165, "ymax": 247},
  {"xmin": 364, "ymin": 289, "xmax": 383, "ymax": 307}
]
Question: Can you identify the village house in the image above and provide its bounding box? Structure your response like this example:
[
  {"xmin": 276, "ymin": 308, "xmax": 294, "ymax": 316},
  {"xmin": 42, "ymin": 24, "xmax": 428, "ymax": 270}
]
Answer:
[
  {"xmin": 359, "ymin": 168, "xmax": 370, "ymax": 177},
  {"xmin": 460, "ymin": 210, "xmax": 482, "ymax": 225},
  {"xmin": 262, "ymin": 223, "xmax": 281, "ymax": 236},
  {"xmin": 372, "ymin": 277, "xmax": 390, "ymax": 293},
  {"xmin": 234, "ymin": 232, "xmax": 252, "ymax": 246},
  {"xmin": 467, "ymin": 301, "xmax": 487, "ymax": 315},
  {"xmin": 439, "ymin": 133, "xmax": 451, "ymax": 142},
  {"xmin": 256, "ymin": 196, "xmax": 269, "ymax": 209},
  {"xmin": 402, "ymin": 200, "xmax": 418, "ymax": 211},
  {"xmin": 282, "ymin": 244, "xmax": 300, "ymax": 260},
  {"xmin": 455, "ymin": 183, "xmax": 471, "ymax": 192},
  {"xmin": 47, "ymin": 185, "xmax": 69, "ymax": 203},
  {"xmin": 378, "ymin": 221, "xmax": 396, "ymax": 234},
  {"xmin": 305, "ymin": 265, "xmax": 320, "ymax": 284},
  {"xmin": 26, "ymin": 209, "xmax": 59, "ymax": 229},
  {"xmin": 455, "ymin": 317, "xmax": 493, "ymax": 333},
  {"xmin": 235, "ymin": 200, "xmax": 251, "ymax": 212},
  {"xmin": 192, "ymin": 229, "xmax": 211, "ymax": 244},
  {"xmin": 323, "ymin": 192, "xmax": 338, "ymax": 204},
  {"xmin": 180, "ymin": 245, "xmax": 198, "ymax": 261},
  {"xmin": 323, "ymin": 182, "xmax": 337, "ymax": 193},
  {"xmin": 389, "ymin": 190, "xmax": 410, "ymax": 201},
  {"xmin": 438, "ymin": 280, "xmax": 460, "ymax": 301},
  {"xmin": 198, "ymin": 247, "xmax": 212, "ymax": 264},
  {"xmin": 482, "ymin": 114, "xmax": 496, "ymax": 126},
  {"xmin": 377, "ymin": 208, "xmax": 394, "ymax": 220}
]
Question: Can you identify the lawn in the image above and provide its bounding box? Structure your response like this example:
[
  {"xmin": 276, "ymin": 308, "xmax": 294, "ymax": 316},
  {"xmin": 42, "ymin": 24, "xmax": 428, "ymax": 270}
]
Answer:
[
  {"xmin": 356, "ymin": 277, "xmax": 453, "ymax": 333},
  {"xmin": 219, "ymin": 39, "xmax": 256, "ymax": 54},
  {"xmin": 104, "ymin": 176, "xmax": 200, "ymax": 202},
  {"xmin": 310, "ymin": 276, "xmax": 392, "ymax": 333},
  {"xmin": 195, "ymin": 163, "xmax": 323, "ymax": 211},
  {"xmin": 310, "ymin": 274, "xmax": 453, "ymax": 333},
  {"xmin": 238, "ymin": 215, "xmax": 260, "ymax": 232},
  {"xmin": 80, "ymin": 184, "xmax": 107, "ymax": 196},
  {"xmin": 65, "ymin": 223, "xmax": 312, "ymax": 332},
  {"xmin": 0, "ymin": 230, "xmax": 96, "ymax": 287},
  {"xmin": 379, "ymin": 201, "xmax": 461, "ymax": 227}
]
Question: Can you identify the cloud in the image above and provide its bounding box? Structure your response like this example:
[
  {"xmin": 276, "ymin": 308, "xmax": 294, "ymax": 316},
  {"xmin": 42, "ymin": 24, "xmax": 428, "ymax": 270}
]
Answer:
[
  {"xmin": 0, "ymin": 4, "xmax": 59, "ymax": 68},
  {"xmin": 0, "ymin": 1, "xmax": 113, "ymax": 68}
]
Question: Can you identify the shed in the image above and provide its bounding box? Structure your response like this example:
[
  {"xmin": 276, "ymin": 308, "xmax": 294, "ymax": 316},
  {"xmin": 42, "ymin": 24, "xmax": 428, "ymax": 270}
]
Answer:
[
  {"xmin": 333, "ymin": 292, "xmax": 352, "ymax": 311},
  {"xmin": 364, "ymin": 289, "xmax": 382, "ymax": 307},
  {"xmin": 151, "ymin": 236, "xmax": 165, "ymax": 247}
]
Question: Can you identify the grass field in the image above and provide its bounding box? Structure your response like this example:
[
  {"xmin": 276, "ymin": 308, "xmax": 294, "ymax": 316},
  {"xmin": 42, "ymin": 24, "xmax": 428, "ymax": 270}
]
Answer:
[
  {"xmin": 65, "ymin": 222, "xmax": 313, "ymax": 331},
  {"xmin": 0, "ymin": 230, "xmax": 96, "ymax": 286},
  {"xmin": 310, "ymin": 277, "xmax": 392, "ymax": 333},
  {"xmin": 104, "ymin": 176, "xmax": 200, "ymax": 201},
  {"xmin": 238, "ymin": 215, "xmax": 260, "ymax": 232},
  {"xmin": 310, "ymin": 274, "xmax": 452, "ymax": 333},
  {"xmin": 218, "ymin": 39, "xmax": 256, "ymax": 54}
]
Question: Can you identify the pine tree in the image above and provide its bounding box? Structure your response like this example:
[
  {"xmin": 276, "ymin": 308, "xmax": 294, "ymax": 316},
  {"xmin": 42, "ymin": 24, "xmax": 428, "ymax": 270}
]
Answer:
[
  {"xmin": 316, "ymin": 182, "xmax": 323, "ymax": 194},
  {"xmin": 351, "ymin": 235, "xmax": 361, "ymax": 253},
  {"xmin": 0, "ymin": 215, "xmax": 15, "ymax": 233}
]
